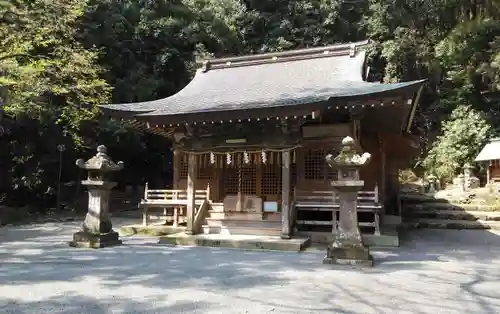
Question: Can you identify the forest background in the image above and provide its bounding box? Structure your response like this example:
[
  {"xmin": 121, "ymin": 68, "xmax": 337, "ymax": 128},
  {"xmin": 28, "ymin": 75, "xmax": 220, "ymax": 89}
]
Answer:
[{"xmin": 1, "ymin": 0, "xmax": 499, "ymax": 213}]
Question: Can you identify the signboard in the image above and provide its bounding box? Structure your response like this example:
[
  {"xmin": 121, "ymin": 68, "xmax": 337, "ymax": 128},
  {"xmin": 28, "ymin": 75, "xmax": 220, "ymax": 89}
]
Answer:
[{"xmin": 263, "ymin": 201, "xmax": 279, "ymax": 213}]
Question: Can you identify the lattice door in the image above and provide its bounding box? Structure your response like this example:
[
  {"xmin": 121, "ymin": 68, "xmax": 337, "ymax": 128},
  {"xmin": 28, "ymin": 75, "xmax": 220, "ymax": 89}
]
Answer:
[
  {"xmin": 303, "ymin": 148, "xmax": 337, "ymax": 181},
  {"xmin": 304, "ymin": 149, "xmax": 325, "ymax": 180},
  {"xmin": 197, "ymin": 154, "xmax": 212, "ymax": 180},
  {"xmin": 261, "ymin": 164, "xmax": 282, "ymax": 200},
  {"xmin": 240, "ymin": 165, "xmax": 257, "ymax": 195},
  {"xmin": 179, "ymin": 152, "xmax": 188, "ymax": 179},
  {"xmin": 223, "ymin": 165, "xmax": 239, "ymax": 195}
]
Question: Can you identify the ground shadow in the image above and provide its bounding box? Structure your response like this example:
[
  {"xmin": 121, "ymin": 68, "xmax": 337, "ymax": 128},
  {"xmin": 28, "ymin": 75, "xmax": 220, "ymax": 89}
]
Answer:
[{"xmin": 2, "ymin": 218, "xmax": 500, "ymax": 313}]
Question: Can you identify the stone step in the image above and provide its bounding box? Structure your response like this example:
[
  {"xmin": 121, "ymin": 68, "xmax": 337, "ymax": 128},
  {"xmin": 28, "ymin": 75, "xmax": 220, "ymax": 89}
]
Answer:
[
  {"xmin": 205, "ymin": 218, "xmax": 281, "ymax": 228},
  {"xmin": 158, "ymin": 233, "xmax": 310, "ymax": 252},
  {"xmin": 404, "ymin": 203, "xmax": 500, "ymax": 211},
  {"xmin": 404, "ymin": 219, "xmax": 500, "ymax": 230},
  {"xmin": 208, "ymin": 211, "xmax": 264, "ymax": 221},
  {"xmin": 203, "ymin": 218, "xmax": 281, "ymax": 236},
  {"xmin": 209, "ymin": 203, "xmax": 224, "ymax": 212},
  {"xmin": 413, "ymin": 210, "xmax": 500, "ymax": 221},
  {"xmin": 202, "ymin": 224, "xmax": 282, "ymax": 236},
  {"xmin": 399, "ymin": 193, "xmax": 449, "ymax": 203}
]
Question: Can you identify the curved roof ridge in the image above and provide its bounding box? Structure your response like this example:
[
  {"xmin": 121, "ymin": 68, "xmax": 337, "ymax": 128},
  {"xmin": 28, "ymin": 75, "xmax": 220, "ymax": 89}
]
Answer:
[{"xmin": 201, "ymin": 40, "xmax": 370, "ymax": 72}]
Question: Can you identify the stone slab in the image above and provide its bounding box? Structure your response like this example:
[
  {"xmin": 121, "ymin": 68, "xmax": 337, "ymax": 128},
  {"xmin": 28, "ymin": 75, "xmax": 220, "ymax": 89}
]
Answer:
[
  {"xmin": 158, "ymin": 233, "xmax": 310, "ymax": 252},
  {"xmin": 119, "ymin": 224, "xmax": 186, "ymax": 237},
  {"xmin": 69, "ymin": 231, "xmax": 122, "ymax": 249}
]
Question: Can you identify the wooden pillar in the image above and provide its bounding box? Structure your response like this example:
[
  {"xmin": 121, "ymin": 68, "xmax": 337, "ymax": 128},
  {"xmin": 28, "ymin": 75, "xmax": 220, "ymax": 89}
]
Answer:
[
  {"xmin": 185, "ymin": 152, "xmax": 197, "ymax": 235},
  {"xmin": 487, "ymin": 161, "xmax": 492, "ymax": 185},
  {"xmin": 380, "ymin": 140, "xmax": 386, "ymax": 216},
  {"xmin": 281, "ymin": 151, "xmax": 291, "ymax": 239},
  {"xmin": 173, "ymin": 149, "xmax": 181, "ymax": 189},
  {"xmin": 296, "ymin": 149, "xmax": 305, "ymax": 187},
  {"xmin": 172, "ymin": 149, "xmax": 181, "ymax": 227}
]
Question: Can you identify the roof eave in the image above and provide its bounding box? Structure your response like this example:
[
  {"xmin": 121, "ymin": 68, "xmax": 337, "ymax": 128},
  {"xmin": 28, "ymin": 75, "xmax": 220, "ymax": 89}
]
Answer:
[
  {"xmin": 99, "ymin": 106, "xmax": 156, "ymax": 119},
  {"xmin": 131, "ymin": 81, "xmax": 424, "ymax": 125},
  {"xmin": 405, "ymin": 80, "xmax": 427, "ymax": 132}
]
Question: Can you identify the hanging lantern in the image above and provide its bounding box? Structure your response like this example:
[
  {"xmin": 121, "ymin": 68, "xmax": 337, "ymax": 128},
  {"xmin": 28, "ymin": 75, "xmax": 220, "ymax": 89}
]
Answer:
[
  {"xmin": 210, "ymin": 152, "xmax": 215, "ymax": 164},
  {"xmin": 261, "ymin": 150, "xmax": 267, "ymax": 164},
  {"xmin": 243, "ymin": 151, "xmax": 250, "ymax": 164},
  {"xmin": 226, "ymin": 152, "xmax": 232, "ymax": 165}
]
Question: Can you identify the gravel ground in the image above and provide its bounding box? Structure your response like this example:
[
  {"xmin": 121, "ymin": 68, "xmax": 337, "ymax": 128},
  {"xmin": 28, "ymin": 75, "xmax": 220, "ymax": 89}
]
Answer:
[{"xmin": 2, "ymin": 218, "xmax": 500, "ymax": 314}]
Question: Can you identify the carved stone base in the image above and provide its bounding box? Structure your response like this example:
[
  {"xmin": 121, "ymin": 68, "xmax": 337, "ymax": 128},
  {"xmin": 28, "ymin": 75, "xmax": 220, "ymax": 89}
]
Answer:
[
  {"xmin": 323, "ymin": 244, "xmax": 373, "ymax": 267},
  {"xmin": 69, "ymin": 230, "xmax": 122, "ymax": 249}
]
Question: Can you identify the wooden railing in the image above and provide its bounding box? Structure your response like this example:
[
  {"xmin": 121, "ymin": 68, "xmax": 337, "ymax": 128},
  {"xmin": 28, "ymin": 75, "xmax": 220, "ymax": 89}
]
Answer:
[
  {"xmin": 140, "ymin": 183, "xmax": 210, "ymax": 226},
  {"xmin": 193, "ymin": 199, "xmax": 210, "ymax": 234},
  {"xmin": 293, "ymin": 185, "xmax": 381, "ymax": 235}
]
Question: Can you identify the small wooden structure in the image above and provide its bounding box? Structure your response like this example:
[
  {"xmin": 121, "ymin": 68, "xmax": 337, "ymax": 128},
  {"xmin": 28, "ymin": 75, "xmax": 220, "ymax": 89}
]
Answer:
[
  {"xmin": 140, "ymin": 183, "xmax": 210, "ymax": 226},
  {"xmin": 475, "ymin": 138, "xmax": 500, "ymax": 185},
  {"xmin": 101, "ymin": 40, "xmax": 425, "ymax": 239}
]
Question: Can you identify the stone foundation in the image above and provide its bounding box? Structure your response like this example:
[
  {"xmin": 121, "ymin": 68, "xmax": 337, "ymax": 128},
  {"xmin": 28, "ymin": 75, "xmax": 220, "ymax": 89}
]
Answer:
[
  {"xmin": 323, "ymin": 245, "xmax": 373, "ymax": 267},
  {"xmin": 69, "ymin": 230, "xmax": 122, "ymax": 249}
]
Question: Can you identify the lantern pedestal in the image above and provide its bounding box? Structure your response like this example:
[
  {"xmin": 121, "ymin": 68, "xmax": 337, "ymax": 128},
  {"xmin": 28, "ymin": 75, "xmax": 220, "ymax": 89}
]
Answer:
[
  {"xmin": 322, "ymin": 182, "xmax": 373, "ymax": 267},
  {"xmin": 70, "ymin": 230, "xmax": 122, "ymax": 249}
]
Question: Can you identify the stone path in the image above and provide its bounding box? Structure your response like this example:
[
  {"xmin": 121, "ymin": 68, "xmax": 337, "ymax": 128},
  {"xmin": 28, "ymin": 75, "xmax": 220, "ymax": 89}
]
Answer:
[{"xmin": 2, "ymin": 218, "xmax": 500, "ymax": 313}]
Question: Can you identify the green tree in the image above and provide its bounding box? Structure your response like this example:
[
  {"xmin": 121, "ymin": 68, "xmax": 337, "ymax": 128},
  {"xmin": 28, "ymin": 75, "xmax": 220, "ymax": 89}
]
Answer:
[
  {"xmin": 0, "ymin": 0, "xmax": 111, "ymax": 206},
  {"xmin": 420, "ymin": 105, "xmax": 491, "ymax": 183}
]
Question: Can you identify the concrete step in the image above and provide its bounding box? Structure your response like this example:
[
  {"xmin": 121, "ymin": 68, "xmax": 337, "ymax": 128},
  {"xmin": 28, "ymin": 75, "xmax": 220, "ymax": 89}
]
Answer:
[
  {"xmin": 404, "ymin": 219, "xmax": 500, "ymax": 230},
  {"xmin": 413, "ymin": 210, "xmax": 500, "ymax": 221}
]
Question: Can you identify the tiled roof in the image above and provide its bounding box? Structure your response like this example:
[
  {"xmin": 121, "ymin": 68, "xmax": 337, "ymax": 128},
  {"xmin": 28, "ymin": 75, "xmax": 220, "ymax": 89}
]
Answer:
[{"xmin": 100, "ymin": 40, "xmax": 425, "ymax": 120}]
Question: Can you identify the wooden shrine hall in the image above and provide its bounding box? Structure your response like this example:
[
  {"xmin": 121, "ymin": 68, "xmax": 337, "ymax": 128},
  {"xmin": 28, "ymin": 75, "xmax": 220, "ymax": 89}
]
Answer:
[{"xmin": 101, "ymin": 40, "xmax": 425, "ymax": 242}]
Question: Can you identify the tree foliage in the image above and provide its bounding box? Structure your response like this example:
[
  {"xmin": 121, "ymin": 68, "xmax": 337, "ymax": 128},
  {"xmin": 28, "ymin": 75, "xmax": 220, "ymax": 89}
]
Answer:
[
  {"xmin": 420, "ymin": 105, "xmax": 492, "ymax": 182},
  {"xmin": 1, "ymin": 0, "xmax": 500, "ymax": 209}
]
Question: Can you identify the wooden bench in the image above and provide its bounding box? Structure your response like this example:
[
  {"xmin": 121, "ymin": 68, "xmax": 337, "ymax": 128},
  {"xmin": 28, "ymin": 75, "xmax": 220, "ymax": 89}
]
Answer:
[
  {"xmin": 140, "ymin": 183, "xmax": 210, "ymax": 226},
  {"xmin": 293, "ymin": 186, "xmax": 381, "ymax": 235}
]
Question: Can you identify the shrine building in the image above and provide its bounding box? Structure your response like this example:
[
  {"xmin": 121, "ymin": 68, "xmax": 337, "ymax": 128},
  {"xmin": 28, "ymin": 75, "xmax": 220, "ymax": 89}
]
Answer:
[{"xmin": 100, "ymin": 40, "xmax": 425, "ymax": 243}]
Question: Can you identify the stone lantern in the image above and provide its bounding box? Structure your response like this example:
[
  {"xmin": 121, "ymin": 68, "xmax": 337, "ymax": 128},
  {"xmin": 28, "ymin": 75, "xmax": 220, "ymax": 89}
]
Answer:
[
  {"xmin": 70, "ymin": 145, "xmax": 124, "ymax": 248},
  {"xmin": 323, "ymin": 136, "xmax": 373, "ymax": 267},
  {"xmin": 463, "ymin": 163, "xmax": 479, "ymax": 190},
  {"xmin": 426, "ymin": 174, "xmax": 438, "ymax": 193}
]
